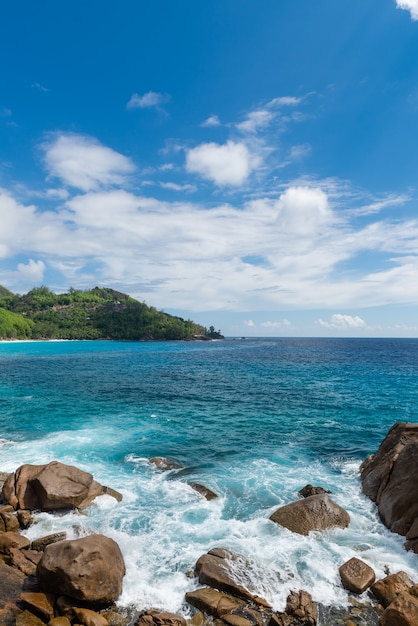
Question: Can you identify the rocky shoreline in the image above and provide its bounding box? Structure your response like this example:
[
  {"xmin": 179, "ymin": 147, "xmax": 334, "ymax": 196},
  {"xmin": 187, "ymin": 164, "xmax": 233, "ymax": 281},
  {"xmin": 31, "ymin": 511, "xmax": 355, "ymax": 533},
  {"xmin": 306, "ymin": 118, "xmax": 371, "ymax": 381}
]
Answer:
[{"xmin": 1, "ymin": 423, "xmax": 418, "ymax": 626}]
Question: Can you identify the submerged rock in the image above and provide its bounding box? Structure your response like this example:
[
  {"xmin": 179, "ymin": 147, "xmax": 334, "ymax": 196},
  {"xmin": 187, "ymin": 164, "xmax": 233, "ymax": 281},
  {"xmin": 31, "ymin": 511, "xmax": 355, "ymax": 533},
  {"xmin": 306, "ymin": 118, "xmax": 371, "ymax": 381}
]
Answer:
[
  {"xmin": 298, "ymin": 484, "xmax": 331, "ymax": 498},
  {"xmin": 269, "ymin": 494, "xmax": 350, "ymax": 536},
  {"xmin": 149, "ymin": 457, "xmax": 183, "ymax": 471},
  {"xmin": 188, "ymin": 482, "xmax": 218, "ymax": 500}
]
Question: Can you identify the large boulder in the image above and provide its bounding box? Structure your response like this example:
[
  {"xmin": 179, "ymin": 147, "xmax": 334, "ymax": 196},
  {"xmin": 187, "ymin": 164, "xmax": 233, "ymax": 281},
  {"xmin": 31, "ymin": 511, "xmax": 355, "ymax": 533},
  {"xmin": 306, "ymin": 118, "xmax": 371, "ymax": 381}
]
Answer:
[
  {"xmin": 360, "ymin": 422, "xmax": 418, "ymax": 537},
  {"xmin": 338, "ymin": 557, "xmax": 376, "ymax": 594},
  {"xmin": 2, "ymin": 461, "xmax": 122, "ymax": 511},
  {"xmin": 269, "ymin": 494, "xmax": 350, "ymax": 536},
  {"xmin": 36, "ymin": 534, "xmax": 125, "ymax": 604}
]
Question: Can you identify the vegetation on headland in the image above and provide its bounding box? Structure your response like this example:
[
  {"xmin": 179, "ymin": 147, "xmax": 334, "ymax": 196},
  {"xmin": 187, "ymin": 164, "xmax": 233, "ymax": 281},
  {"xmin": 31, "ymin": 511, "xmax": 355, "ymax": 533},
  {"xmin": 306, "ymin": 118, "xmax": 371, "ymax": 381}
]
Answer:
[{"xmin": 0, "ymin": 285, "xmax": 223, "ymax": 341}]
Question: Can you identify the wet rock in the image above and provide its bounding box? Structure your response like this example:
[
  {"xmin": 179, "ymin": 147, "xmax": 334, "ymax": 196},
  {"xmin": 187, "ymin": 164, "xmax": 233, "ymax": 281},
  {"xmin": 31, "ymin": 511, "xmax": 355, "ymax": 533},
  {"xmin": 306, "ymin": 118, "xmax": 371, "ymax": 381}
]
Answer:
[
  {"xmin": 371, "ymin": 571, "xmax": 413, "ymax": 608},
  {"xmin": 338, "ymin": 557, "xmax": 376, "ymax": 594},
  {"xmin": 186, "ymin": 587, "xmax": 246, "ymax": 616},
  {"xmin": 135, "ymin": 609, "xmax": 187, "ymax": 626},
  {"xmin": 37, "ymin": 534, "xmax": 125, "ymax": 604},
  {"xmin": 188, "ymin": 482, "xmax": 218, "ymax": 500},
  {"xmin": 2, "ymin": 461, "xmax": 122, "ymax": 512},
  {"xmin": 31, "ymin": 532, "xmax": 67, "ymax": 552},
  {"xmin": 17, "ymin": 510, "xmax": 35, "ymax": 530},
  {"xmin": 380, "ymin": 592, "xmax": 418, "ymax": 626},
  {"xmin": 149, "ymin": 457, "xmax": 183, "ymax": 471},
  {"xmin": 360, "ymin": 422, "xmax": 418, "ymax": 537},
  {"xmin": 298, "ymin": 485, "xmax": 331, "ymax": 498},
  {"xmin": 195, "ymin": 548, "xmax": 271, "ymax": 607},
  {"xmin": 269, "ymin": 494, "xmax": 350, "ymax": 536}
]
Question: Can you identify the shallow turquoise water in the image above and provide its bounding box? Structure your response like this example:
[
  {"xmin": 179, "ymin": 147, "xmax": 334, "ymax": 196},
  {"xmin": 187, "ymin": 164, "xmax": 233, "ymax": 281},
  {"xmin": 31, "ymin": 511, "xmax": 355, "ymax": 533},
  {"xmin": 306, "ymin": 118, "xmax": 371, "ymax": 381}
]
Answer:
[{"xmin": 1, "ymin": 338, "xmax": 417, "ymax": 612}]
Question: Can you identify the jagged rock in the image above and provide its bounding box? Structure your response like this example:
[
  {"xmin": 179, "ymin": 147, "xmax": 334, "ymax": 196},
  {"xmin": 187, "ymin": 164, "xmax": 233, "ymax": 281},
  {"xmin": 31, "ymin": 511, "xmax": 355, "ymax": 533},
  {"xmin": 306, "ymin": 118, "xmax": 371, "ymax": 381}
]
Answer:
[
  {"xmin": 149, "ymin": 457, "xmax": 183, "ymax": 471},
  {"xmin": 0, "ymin": 560, "xmax": 28, "ymax": 625},
  {"xmin": 298, "ymin": 485, "xmax": 331, "ymax": 498},
  {"xmin": 37, "ymin": 534, "xmax": 125, "ymax": 604},
  {"xmin": 31, "ymin": 532, "xmax": 67, "ymax": 552},
  {"xmin": 339, "ymin": 557, "xmax": 376, "ymax": 594},
  {"xmin": 135, "ymin": 610, "xmax": 187, "ymax": 626},
  {"xmin": 0, "ymin": 506, "xmax": 20, "ymax": 532},
  {"xmin": 285, "ymin": 590, "xmax": 318, "ymax": 626},
  {"xmin": 380, "ymin": 592, "xmax": 418, "ymax": 626},
  {"xmin": 2, "ymin": 461, "xmax": 122, "ymax": 512},
  {"xmin": 371, "ymin": 571, "xmax": 413, "ymax": 608},
  {"xmin": 15, "ymin": 609, "xmax": 45, "ymax": 625},
  {"xmin": 269, "ymin": 494, "xmax": 350, "ymax": 536},
  {"xmin": 195, "ymin": 548, "xmax": 271, "ymax": 606},
  {"xmin": 188, "ymin": 482, "xmax": 218, "ymax": 500},
  {"xmin": 185, "ymin": 587, "xmax": 246, "ymax": 616},
  {"xmin": 9, "ymin": 547, "xmax": 37, "ymax": 576},
  {"xmin": 360, "ymin": 422, "xmax": 418, "ymax": 537},
  {"xmin": 0, "ymin": 531, "xmax": 31, "ymax": 553},
  {"xmin": 20, "ymin": 592, "xmax": 55, "ymax": 622},
  {"xmin": 17, "ymin": 510, "xmax": 35, "ymax": 530}
]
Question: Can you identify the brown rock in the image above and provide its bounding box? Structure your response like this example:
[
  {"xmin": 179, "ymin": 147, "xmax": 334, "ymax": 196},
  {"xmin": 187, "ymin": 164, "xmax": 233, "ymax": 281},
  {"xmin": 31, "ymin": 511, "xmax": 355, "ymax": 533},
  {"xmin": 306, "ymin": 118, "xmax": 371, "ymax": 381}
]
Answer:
[
  {"xmin": 48, "ymin": 618, "xmax": 72, "ymax": 626},
  {"xmin": 221, "ymin": 615, "xmax": 252, "ymax": 626},
  {"xmin": 15, "ymin": 610, "xmax": 46, "ymax": 626},
  {"xmin": 371, "ymin": 571, "xmax": 413, "ymax": 608},
  {"xmin": 0, "ymin": 531, "xmax": 31, "ymax": 553},
  {"xmin": 73, "ymin": 607, "xmax": 109, "ymax": 626},
  {"xmin": 188, "ymin": 482, "xmax": 218, "ymax": 500},
  {"xmin": 37, "ymin": 534, "xmax": 125, "ymax": 604},
  {"xmin": 195, "ymin": 550, "xmax": 270, "ymax": 606},
  {"xmin": 2, "ymin": 464, "xmax": 45, "ymax": 510},
  {"xmin": 0, "ymin": 560, "xmax": 27, "ymax": 625},
  {"xmin": 0, "ymin": 508, "xmax": 20, "ymax": 532},
  {"xmin": 360, "ymin": 422, "xmax": 418, "ymax": 537},
  {"xmin": 185, "ymin": 587, "xmax": 245, "ymax": 616},
  {"xmin": 17, "ymin": 510, "xmax": 36, "ymax": 530},
  {"xmin": 149, "ymin": 457, "xmax": 183, "ymax": 471},
  {"xmin": 135, "ymin": 610, "xmax": 187, "ymax": 626},
  {"xmin": 338, "ymin": 557, "xmax": 376, "ymax": 594},
  {"xmin": 20, "ymin": 591, "xmax": 55, "ymax": 621},
  {"xmin": 31, "ymin": 532, "xmax": 67, "ymax": 552},
  {"xmin": 298, "ymin": 485, "xmax": 331, "ymax": 498},
  {"xmin": 269, "ymin": 494, "xmax": 350, "ymax": 536},
  {"xmin": 285, "ymin": 590, "xmax": 317, "ymax": 625},
  {"xmin": 9, "ymin": 547, "xmax": 37, "ymax": 576},
  {"xmin": 380, "ymin": 592, "xmax": 418, "ymax": 626}
]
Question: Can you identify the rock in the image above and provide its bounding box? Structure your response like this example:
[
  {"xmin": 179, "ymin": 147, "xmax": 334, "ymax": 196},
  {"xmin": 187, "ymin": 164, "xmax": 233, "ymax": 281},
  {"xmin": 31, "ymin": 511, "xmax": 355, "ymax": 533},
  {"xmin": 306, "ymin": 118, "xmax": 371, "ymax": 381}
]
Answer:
[
  {"xmin": 298, "ymin": 485, "xmax": 331, "ymax": 498},
  {"xmin": 31, "ymin": 532, "xmax": 67, "ymax": 552},
  {"xmin": 2, "ymin": 461, "xmax": 122, "ymax": 512},
  {"xmin": 20, "ymin": 591, "xmax": 55, "ymax": 622},
  {"xmin": 371, "ymin": 571, "xmax": 413, "ymax": 608},
  {"xmin": 17, "ymin": 510, "xmax": 36, "ymax": 530},
  {"xmin": 0, "ymin": 560, "xmax": 28, "ymax": 625},
  {"xmin": 9, "ymin": 547, "xmax": 37, "ymax": 576},
  {"xmin": 285, "ymin": 590, "xmax": 318, "ymax": 625},
  {"xmin": 269, "ymin": 494, "xmax": 350, "ymax": 536},
  {"xmin": 338, "ymin": 557, "xmax": 376, "ymax": 594},
  {"xmin": 36, "ymin": 534, "xmax": 125, "ymax": 604},
  {"xmin": 73, "ymin": 607, "xmax": 109, "ymax": 626},
  {"xmin": 15, "ymin": 610, "xmax": 46, "ymax": 626},
  {"xmin": 195, "ymin": 549, "xmax": 271, "ymax": 606},
  {"xmin": 188, "ymin": 482, "xmax": 218, "ymax": 500},
  {"xmin": 0, "ymin": 531, "xmax": 31, "ymax": 554},
  {"xmin": 185, "ymin": 587, "xmax": 246, "ymax": 617},
  {"xmin": 135, "ymin": 610, "xmax": 187, "ymax": 626},
  {"xmin": 0, "ymin": 508, "xmax": 20, "ymax": 532},
  {"xmin": 360, "ymin": 422, "xmax": 418, "ymax": 537},
  {"xmin": 380, "ymin": 592, "xmax": 418, "ymax": 626},
  {"xmin": 48, "ymin": 618, "xmax": 72, "ymax": 626},
  {"xmin": 149, "ymin": 457, "xmax": 183, "ymax": 471}
]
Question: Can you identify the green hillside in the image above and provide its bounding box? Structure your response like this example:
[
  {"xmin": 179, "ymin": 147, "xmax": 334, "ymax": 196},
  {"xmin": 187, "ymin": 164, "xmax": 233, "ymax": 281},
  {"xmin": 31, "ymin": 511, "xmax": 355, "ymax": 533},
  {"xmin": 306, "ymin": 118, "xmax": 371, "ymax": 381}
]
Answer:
[{"xmin": 0, "ymin": 286, "xmax": 221, "ymax": 341}]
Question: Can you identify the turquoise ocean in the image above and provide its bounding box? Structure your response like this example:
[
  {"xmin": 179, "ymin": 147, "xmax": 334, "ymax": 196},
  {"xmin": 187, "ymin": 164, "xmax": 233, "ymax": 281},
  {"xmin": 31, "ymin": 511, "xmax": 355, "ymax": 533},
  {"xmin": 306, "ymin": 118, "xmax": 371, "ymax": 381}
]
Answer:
[{"xmin": 1, "ymin": 338, "xmax": 418, "ymax": 614}]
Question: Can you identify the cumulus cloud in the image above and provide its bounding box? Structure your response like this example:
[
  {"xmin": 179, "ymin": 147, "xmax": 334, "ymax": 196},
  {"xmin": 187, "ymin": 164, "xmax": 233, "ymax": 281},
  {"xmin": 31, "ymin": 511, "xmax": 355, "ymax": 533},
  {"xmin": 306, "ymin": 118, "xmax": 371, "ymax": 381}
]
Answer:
[
  {"xmin": 16, "ymin": 259, "xmax": 46, "ymax": 282},
  {"xmin": 42, "ymin": 133, "xmax": 135, "ymax": 191},
  {"xmin": 318, "ymin": 314, "xmax": 367, "ymax": 329},
  {"xmin": 201, "ymin": 115, "xmax": 221, "ymax": 127},
  {"xmin": 261, "ymin": 320, "xmax": 291, "ymax": 328},
  {"xmin": 396, "ymin": 0, "xmax": 418, "ymax": 19},
  {"xmin": 127, "ymin": 91, "xmax": 170, "ymax": 110},
  {"xmin": 275, "ymin": 186, "xmax": 332, "ymax": 236},
  {"xmin": 186, "ymin": 141, "xmax": 253, "ymax": 186},
  {"xmin": 244, "ymin": 320, "xmax": 256, "ymax": 327}
]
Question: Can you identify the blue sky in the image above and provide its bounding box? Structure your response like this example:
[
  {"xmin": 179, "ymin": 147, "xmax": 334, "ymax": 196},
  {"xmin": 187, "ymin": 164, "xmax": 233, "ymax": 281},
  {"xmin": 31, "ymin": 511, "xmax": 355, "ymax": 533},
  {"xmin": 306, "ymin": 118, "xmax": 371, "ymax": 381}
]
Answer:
[{"xmin": 1, "ymin": 0, "xmax": 418, "ymax": 337}]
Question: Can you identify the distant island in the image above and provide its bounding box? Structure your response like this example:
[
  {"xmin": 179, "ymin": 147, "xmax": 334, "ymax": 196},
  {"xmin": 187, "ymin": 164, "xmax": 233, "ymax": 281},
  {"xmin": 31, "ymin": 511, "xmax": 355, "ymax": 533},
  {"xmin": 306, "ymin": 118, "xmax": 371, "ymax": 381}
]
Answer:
[{"xmin": 0, "ymin": 285, "xmax": 223, "ymax": 341}]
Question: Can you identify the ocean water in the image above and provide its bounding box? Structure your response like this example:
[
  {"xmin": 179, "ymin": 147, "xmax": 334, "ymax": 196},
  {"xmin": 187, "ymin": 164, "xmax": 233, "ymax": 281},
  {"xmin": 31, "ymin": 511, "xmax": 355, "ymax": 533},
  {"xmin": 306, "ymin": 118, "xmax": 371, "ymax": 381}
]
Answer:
[{"xmin": 0, "ymin": 338, "xmax": 418, "ymax": 615}]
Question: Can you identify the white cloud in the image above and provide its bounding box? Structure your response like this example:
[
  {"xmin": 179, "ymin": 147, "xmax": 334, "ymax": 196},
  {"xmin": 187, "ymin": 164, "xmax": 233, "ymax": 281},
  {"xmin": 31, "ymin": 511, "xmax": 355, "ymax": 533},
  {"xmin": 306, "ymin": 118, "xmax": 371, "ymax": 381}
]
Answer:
[
  {"xmin": 275, "ymin": 186, "xmax": 333, "ymax": 236},
  {"xmin": 160, "ymin": 182, "xmax": 196, "ymax": 192},
  {"xmin": 42, "ymin": 133, "xmax": 135, "ymax": 191},
  {"xmin": 16, "ymin": 259, "xmax": 46, "ymax": 282},
  {"xmin": 237, "ymin": 110, "xmax": 274, "ymax": 134},
  {"xmin": 201, "ymin": 115, "xmax": 221, "ymax": 127},
  {"xmin": 127, "ymin": 91, "xmax": 170, "ymax": 110},
  {"xmin": 268, "ymin": 96, "xmax": 302, "ymax": 107},
  {"xmin": 396, "ymin": 0, "xmax": 418, "ymax": 19},
  {"xmin": 318, "ymin": 314, "xmax": 367, "ymax": 329},
  {"xmin": 32, "ymin": 82, "xmax": 49, "ymax": 92},
  {"xmin": 261, "ymin": 320, "xmax": 291, "ymax": 328},
  {"xmin": 244, "ymin": 320, "xmax": 256, "ymax": 327},
  {"xmin": 186, "ymin": 141, "xmax": 253, "ymax": 186}
]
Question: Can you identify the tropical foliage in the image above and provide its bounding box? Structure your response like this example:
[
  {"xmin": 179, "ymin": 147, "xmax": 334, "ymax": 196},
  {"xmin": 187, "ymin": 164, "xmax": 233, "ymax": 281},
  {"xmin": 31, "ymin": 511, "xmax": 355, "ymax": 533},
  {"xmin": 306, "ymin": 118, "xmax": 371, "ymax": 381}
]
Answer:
[{"xmin": 0, "ymin": 286, "xmax": 219, "ymax": 341}]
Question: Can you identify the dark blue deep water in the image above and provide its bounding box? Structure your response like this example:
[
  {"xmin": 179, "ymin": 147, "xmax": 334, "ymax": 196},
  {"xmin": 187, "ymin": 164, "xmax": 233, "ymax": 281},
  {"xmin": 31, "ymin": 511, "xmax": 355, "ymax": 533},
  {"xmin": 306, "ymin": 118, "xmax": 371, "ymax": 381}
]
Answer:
[{"xmin": 1, "ymin": 338, "xmax": 417, "ymax": 611}]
